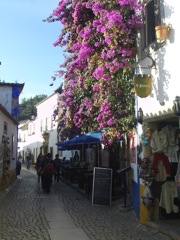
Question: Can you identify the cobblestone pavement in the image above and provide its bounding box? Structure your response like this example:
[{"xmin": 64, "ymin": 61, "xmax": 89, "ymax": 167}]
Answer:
[
  {"xmin": 0, "ymin": 170, "xmax": 50, "ymax": 240},
  {"xmin": 0, "ymin": 168, "xmax": 173, "ymax": 240}
]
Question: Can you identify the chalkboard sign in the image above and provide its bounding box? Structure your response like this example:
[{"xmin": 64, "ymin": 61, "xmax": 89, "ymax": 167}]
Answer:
[{"xmin": 92, "ymin": 167, "xmax": 112, "ymax": 206}]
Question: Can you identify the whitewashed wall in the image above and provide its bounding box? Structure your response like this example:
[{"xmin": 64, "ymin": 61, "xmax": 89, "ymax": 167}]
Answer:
[
  {"xmin": 0, "ymin": 109, "xmax": 18, "ymax": 174},
  {"xmin": 137, "ymin": 1, "xmax": 179, "ymax": 120},
  {"xmin": 0, "ymin": 86, "xmax": 12, "ymax": 114},
  {"xmin": 18, "ymin": 93, "xmax": 60, "ymax": 161}
]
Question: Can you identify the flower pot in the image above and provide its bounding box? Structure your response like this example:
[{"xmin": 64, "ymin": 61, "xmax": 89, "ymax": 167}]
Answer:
[{"xmin": 155, "ymin": 25, "xmax": 169, "ymax": 41}]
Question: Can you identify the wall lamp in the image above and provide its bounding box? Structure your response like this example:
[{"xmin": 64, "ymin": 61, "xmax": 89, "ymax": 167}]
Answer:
[
  {"xmin": 2, "ymin": 136, "xmax": 5, "ymax": 143},
  {"xmin": 137, "ymin": 108, "xmax": 143, "ymax": 124},
  {"xmin": 30, "ymin": 114, "xmax": 35, "ymax": 121},
  {"xmin": 30, "ymin": 108, "xmax": 36, "ymax": 121},
  {"xmin": 173, "ymin": 96, "xmax": 180, "ymax": 128}
]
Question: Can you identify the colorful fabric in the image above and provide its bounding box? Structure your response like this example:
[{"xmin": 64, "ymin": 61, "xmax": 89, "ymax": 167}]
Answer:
[{"xmin": 152, "ymin": 152, "xmax": 171, "ymax": 175}]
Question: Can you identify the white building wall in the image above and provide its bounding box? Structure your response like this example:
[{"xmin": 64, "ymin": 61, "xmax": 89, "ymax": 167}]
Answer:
[
  {"xmin": 0, "ymin": 86, "xmax": 12, "ymax": 114},
  {"xmin": 0, "ymin": 110, "xmax": 17, "ymax": 176},
  {"xmin": 130, "ymin": 1, "xmax": 180, "ymax": 184},
  {"xmin": 36, "ymin": 93, "xmax": 59, "ymax": 159},
  {"xmin": 18, "ymin": 93, "xmax": 60, "ymax": 162},
  {"xmin": 137, "ymin": 1, "xmax": 179, "ymax": 120}
]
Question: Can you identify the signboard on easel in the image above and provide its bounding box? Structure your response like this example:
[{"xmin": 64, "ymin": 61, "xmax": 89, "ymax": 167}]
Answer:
[{"xmin": 92, "ymin": 167, "xmax": 112, "ymax": 206}]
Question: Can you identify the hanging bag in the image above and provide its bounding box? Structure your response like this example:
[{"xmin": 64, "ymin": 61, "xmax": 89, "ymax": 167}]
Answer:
[
  {"xmin": 140, "ymin": 158, "xmax": 155, "ymax": 182},
  {"xmin": 141, "ymin": 185, "xmax": 154, "ymax": 206}
]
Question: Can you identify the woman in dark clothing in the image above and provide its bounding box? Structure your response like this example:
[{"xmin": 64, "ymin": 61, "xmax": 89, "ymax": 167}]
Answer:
[
  {"xmin": 35, "ymin": 153, "xmax": 43, "ymax": 182},
  {"xmin": 73, "ymin": 151, "xmax": 80, "ymax": 166},
  {"xmin": 39, "ymin": 153, "xmax": 54, "ymax": 194},
  {"xmin": 16, "ymin": 160, "xmax": 22, "ymax": 178},
  {"xmin": 53, "ymin": 154, "xmax": 61, "ymax": 183}
]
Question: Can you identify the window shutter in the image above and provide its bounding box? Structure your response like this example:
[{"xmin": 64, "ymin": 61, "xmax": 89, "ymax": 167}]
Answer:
[
  {"xmin": 139, "ymin": 0, "xmax": 159, "ymax": 58},
  {"xmin": 146, "ymin": 0, "xmax": 156, "ymax": 45},
  {"xmin": 139, "ymin": 23, "xmax": 146, "ymax": 59},
  {"xmin": 154, "ymin": 0, "xmax": 162, "ymax": 26}
]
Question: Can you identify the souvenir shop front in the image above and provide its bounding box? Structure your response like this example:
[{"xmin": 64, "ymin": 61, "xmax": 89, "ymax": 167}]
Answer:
[{"xmin": 139, "ymin": 116, "xmax": 180, "ymax": 223}]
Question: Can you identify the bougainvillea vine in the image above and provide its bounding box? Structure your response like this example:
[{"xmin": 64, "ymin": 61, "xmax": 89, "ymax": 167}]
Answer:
[{"xmin": 46, "ymin": 0, "xmax": 143, "ymax": 147}]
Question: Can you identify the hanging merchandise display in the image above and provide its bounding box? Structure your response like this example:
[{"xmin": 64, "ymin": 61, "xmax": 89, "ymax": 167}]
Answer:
[
  {"xmin": 161, "ymin": 125, "xmax": 179, "ymax": 163},
  {"xmin": 159, "ymin": 181, "xmax": 179, "ymax": 214},
  {"xmin": 141, "ymin": 185, "xmax": 155, "ymax": 206},
  {"xmin": 139, "ymin": 122, "xmax": 180, "ymax": 222},
  {"xmin": 152, "ymin": 152, "xmax": 171, "ymax": 182},
  {"xmin": 140, "ymin": 157, "xmax": 155, "ymax": 207},
  {"xmin": 150, "ymin": 129, "xmax": 168, "ymax": 154},
  {"xmin": 175, "ymin": 161, "xmax": 180, "ymax": 198},
  {"xmin": 140, "ymin": 157, "xmax": 155, "ymax": 183},
  {"xmin": 141, "ymin": 128, "xmax": 151, "ymax": 146}
]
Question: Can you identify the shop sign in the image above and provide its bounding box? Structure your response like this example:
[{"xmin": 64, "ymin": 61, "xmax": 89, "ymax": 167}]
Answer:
[{"xmin": 134, "ymin": 75, "xmax": 152, "ymax": 98}]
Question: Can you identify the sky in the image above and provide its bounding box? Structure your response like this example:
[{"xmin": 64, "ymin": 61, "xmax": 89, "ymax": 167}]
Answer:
[{"xmin": 0, "ymin": 0, "xmax": 64, "ymax": 102}]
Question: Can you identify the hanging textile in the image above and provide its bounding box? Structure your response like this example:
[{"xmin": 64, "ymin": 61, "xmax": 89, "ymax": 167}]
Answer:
[
  {"xmin": 162, "ymin": 125, "xmax": 178, "ymax": 162},
  {"xmin": 150, "ymin": 129, "xmax": 168, "ymax": 153},
  {"xmin": 141, "ymin": 185, "xmax": 154, "ymax": 206},
  {"xmin": 159, "ymin": 181, "xmax": 179, "ymax": 214},
  {"xmin": 152, "ymin": 152, "xmax": 171, "ymax": 182},
  {"xmin": 175, "ymin": 161, "xmax": 180, "ymax": 198}
]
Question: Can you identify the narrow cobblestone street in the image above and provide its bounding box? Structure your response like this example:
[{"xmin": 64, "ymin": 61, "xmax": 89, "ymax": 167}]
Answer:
[{"xmin": 0, "ymin": 168, "xmax": 174, "ymax": 240}]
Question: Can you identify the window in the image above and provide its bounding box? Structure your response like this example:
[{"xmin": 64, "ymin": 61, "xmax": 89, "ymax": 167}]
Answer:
[
  {"xmin": 40, "ymin": 120, "xmax": 43, "ymax": 132},
  {"xmin": 3, "ymin": 122, "xmax": 7, "ymax": 135},
  {"xmin": 23, "ymin": 133, "xmax": 26, "ymax": 142},
  {"xmin": 50, "ymin": 147, "xmax": 53, "ymax": 158},
  {"xmin": 140, "ymin": 0, "xmax": 162, "ymax": 56},
  {"xmin": 51, "ymin": 115, "xmax": 54, "ymax": 129},
  {"xmin": 12, "ymin": 135, "xmax": 14, "ymax": 154},
  {"xmin": 45, "ymin": 118, "xmax": 48, "ymax": 131}
]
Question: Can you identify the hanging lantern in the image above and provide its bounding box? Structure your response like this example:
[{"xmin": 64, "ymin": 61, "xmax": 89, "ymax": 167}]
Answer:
[
  {"xmin": 137, "ymin": 108, "xmax": 143, "ymax": 124},
  {"xmin": 173, "ymin": 96, "xmax": 180, "ymax": 116},
  {"xmin": 173, "ymin": 96, "xmax": 180, "ymax": 129}
]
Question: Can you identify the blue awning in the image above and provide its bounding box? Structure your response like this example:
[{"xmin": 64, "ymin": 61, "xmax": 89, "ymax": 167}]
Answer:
[
  {"xmin": 57, "ymin": 131, "xmax": 103, "ymax": 150},
  {"xmin": 74, "ymin": 131, "xmax": 103, "ymax": 144}
]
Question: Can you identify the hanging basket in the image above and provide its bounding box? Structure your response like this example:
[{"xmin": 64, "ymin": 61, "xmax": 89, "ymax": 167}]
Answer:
[{"xmin": 155, "ymin": 25, "xmax": 169, "ymax": 41}]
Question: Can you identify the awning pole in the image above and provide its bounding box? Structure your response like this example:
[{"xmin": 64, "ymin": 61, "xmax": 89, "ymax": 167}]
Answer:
[{"xmin": 98, "ymin": 144, "xmax": 99, "ymax": 167}]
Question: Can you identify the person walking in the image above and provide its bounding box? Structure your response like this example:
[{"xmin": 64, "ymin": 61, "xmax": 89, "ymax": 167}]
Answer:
[
  {"xmin": 26, "ymin": 152, "xmax": 32, "ymax": 170},
  {"xmin": 39, "ymin": 153, "xmax": 54, "ymax": 194},
  {"xmin": 53, "ymin": 154, "xmax": 61, "ymax": 183},
  {"xmin": 18, "ymin": 153, "xmax": 23, "ymax": 164},
  {"xmin": 35, "ymin": 153, "xmax": 43, "ymax": 182},
  {"xmin": 16, "ymin": 159, "xmax": 22, "ymax": 179},
  {"xmin": 73, "ymin": 151, "xmax": 80, "ymax": 166}
]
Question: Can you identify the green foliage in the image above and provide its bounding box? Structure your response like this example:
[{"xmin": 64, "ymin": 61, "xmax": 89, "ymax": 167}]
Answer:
[{"xmin": 18, "ymin": 95, "xmax": 47, "ymax": 121}]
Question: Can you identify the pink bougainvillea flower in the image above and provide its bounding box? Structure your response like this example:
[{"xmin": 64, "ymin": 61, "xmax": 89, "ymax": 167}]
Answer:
[{"xmin": 47, "ymin": 0, "xmax": 143, "ymax": 145}]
